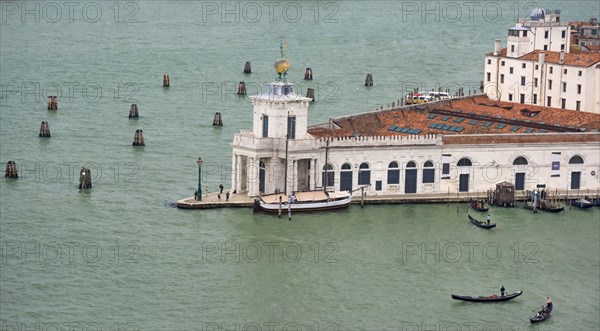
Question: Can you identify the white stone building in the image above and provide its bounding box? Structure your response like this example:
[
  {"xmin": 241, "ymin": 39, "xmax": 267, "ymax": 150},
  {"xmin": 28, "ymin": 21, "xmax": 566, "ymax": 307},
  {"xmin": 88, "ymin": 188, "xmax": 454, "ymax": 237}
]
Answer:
[
  {"xmin": 231, "ymin": 83, "xmax": 600, "ymax": 197},
  {"xmin": 483, "ymin": 8, "xmax": 600, "ymax": 113}
]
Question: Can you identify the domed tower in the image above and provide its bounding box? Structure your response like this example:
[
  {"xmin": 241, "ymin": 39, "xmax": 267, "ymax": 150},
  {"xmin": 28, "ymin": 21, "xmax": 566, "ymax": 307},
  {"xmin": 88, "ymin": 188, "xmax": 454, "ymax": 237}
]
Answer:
[{"xmin": 251, "ymin": 42, "xmax": 312, "ymax": 140}]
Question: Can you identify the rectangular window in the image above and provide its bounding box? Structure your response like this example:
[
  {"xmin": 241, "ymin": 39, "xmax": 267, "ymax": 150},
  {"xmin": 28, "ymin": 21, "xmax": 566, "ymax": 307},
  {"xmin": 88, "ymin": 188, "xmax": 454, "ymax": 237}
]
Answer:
[
  {"xmin": 522, "ymin": 63, "xmax": 526, "ymax": 69},
  {"xmin": 511, "ymin": 45, "xmax": 515, "ymax": 53},
  {"xmin": 533, "ymin": 94, "xmax": 537, "ymax": 104},
  {"xmin": 501, "ymin": 61, "xmax": 505, "ymax": 66},
  {"xmin": 508, "ymin": 94, "xmax": 513, "ymax": 101},
  {"xmin": 287, "ymin": 116, "xmax": 296, "ymax": 139},
  {"xmin": 549, "ymin": 66, "xmax": 553, "ymax": 74},
  {"xmin": 441, "ymin": 154, "xmax": 451, "ymax": 179},
  {"xmin": 423, "ymin": 169, "xmax": 435, "ymax": 183},
  {"xmin": 576, "ymin": 101, "xmax": 581, "ymax": 111},
  {"xmin": 548, "ymin": 79, "xmax": 552, "ymax": 89},
  {"xmin": 535, "ymin": 64, "xmax": 539, "ymax": 70},
  {"xmin": 562, "ymin": 30, "xmax": 566, "ymax": 38},
  {"xmin": 500, "ymin": 74, "xmax": 504, "ymax": 84},
  {"xmin": 486, "ymin": 72, "xmax": 491, "ymax": 82},
  {"xmin": 551, "ymin": 152, "xmax": 560, "ymax": 177},
  {"xmin": 534, "ymin": 78, "xmax": 538, "ymax": 87},
  {"xmin": 262, "ymin": 115, "xmax": 269, "ymax": 138},
  {"xmin": 544, "ymin": 31, "xmax": 549, "ymax": 39},
  {"xmin": 562, "ymin": 82, "xmax": 567, "ymax": 93},
  {"xmin": 577, "ymin": 84, "xmax": 582, "ymax": 94},
  {"xmin": 547, "ymin": 96, "xmax": 552, "ymax": 106},
  {"xmin": 578, "ymin": 70, "xmax": 582, "ymax": 76},
  {"xmin": 561, "ymin": 44, "xmax": 565, "ymax": 51},
  {"xmin": 487, "ymin": 59, "xmax": 491, "ymax": 64},
  {"xmin": 523, "ymin": 31, "xmax": 528, "ymax": 37},
  {"xmin": 520, "ymin": 76, "xmax": 526, "ymax": 86},
  {"xmin": 543, "ymin": 45, "xmax": 548, "ymax": 51},
  {"xmin": 561, "ymin": 98, "xmax": 566, "ymax": 109},
  {"xmin": 375, "ymin": 180, "xmax": 382, "ymax": 191},
  {"xmin": 509, "ymin": 67, "xmax": 514, "ymax": 74},
  {"xmin": 564, "ymin": 69, "xmax": 567, "ymax": 74},
  {"xmin": 520, "ymin": 93, "xmax": 525, "ymax": 103}
]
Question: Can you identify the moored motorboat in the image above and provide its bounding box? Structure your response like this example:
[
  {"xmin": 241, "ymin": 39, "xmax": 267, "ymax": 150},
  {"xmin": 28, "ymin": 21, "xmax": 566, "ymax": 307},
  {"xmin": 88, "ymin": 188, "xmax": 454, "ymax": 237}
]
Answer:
[
  {"xmin": 570, "ymin": 198, "xmax": 594, "ymax": 209},
  {"xmin": 451, "ymin": 290, "xmax": 523, "ymax": 302},
  {"xmin": 254, "ymin": 190, "xmax": 352, "ymax": 213},
  {"xmin": 530, "ymin": 301, "xmax": 553, "ymax": 323},
  {"xmin": 468, "ymin": 214, "xmax": 496, "ymax": 229}
]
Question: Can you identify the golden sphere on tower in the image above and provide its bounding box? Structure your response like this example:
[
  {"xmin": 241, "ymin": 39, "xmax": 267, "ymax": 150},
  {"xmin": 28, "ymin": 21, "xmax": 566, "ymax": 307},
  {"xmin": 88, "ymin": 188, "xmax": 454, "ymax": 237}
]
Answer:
[{"xmin": 274, "ymin": 59, "xmax": 290, "ymax": 74}]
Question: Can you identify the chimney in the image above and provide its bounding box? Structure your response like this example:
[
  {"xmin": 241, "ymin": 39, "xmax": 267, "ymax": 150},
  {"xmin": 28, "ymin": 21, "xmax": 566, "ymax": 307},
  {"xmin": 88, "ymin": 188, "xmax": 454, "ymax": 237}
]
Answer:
[
  {"xmin": 559, "ymin": 50, "xmax": 565, "ymax": 65},
  {"xmin": 494, "ymin": 40, "xmax": 501, "ymax": 56},
  {"xmin": 539, "ymin": 52, "xmax": 545, "ymax": 64}
]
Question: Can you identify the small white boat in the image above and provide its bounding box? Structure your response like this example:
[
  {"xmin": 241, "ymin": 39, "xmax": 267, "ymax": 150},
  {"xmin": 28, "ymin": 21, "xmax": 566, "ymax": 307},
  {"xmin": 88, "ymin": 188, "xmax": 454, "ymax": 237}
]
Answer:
[{"xmin": 254, "ymin": 190, "xmax": 352, "ymax": 213}]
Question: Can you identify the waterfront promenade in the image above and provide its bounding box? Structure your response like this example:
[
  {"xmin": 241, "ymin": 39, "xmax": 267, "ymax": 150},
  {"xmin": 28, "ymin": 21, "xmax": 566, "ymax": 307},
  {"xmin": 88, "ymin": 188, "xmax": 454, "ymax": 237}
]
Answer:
[{"xmin": 176, "ymin": 189, "xmax": 599, "ymax": 209}]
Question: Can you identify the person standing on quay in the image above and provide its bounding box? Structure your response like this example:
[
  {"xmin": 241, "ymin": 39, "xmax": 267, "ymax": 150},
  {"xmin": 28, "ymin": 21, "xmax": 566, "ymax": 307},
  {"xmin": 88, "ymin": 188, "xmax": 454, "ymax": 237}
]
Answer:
[{"xmin": 219, "ymin": 184, "xmax": 224, "ymax": 194}]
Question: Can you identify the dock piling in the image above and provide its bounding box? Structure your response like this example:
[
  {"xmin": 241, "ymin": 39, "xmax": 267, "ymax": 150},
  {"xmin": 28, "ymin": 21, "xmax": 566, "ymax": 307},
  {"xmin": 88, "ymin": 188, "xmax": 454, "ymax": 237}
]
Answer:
[
  {"xmin": 78, "ymin": 167, "xmax": 92, "ymax": 189},
  {"xmin": 365, "ymin": 74, "xmax": 373, "ymax": 87},
  {"xmin": 129, "ymin": 104, "xmax": 139, "ymax": 118},
  {"xmin": 38, "ymin": 121, "xmax": 51, "ymax": 137},
  {"xmin": 360, "ymin": 187, "xmax": 365, "ymax": 208},
  {"xmin": 132, "ymin": 129, "xmax": 145, "ymax": 146},
  {"xmin": 212, "ymin": 112, "xmax": 223, "ymax": 126},
  {"xmin": 163, "ymin": 73, "xmax": 170, "ymax": 87},
  {"xmin": 47, "ymin": 96, "xmax": 58, "ymax": 110},
  {"xmin": 306, "ymin": 88, "xmax": 315, "ymax": 101},
  {"xmin": 4, "ymin": 161, "xmax": 18, "ymax": 179},
  {"xmin": 278, "ymin": 196, "xmax": 282, "ymax": 218},
  {"xmin": 244, "ymin": 61, "xmax": 252, "ymax": 74},
  {"xmin": 304, "ymin": 68, "xmax": 313, "ymax": 80},
  {"xmin": 237, "ymin": 81, "xmax": 246, "ymax": 95}
]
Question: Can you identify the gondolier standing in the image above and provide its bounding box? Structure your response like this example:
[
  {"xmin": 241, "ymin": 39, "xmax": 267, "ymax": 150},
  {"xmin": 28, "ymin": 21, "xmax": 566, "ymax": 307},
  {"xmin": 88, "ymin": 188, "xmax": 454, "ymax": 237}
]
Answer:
[
  {"xmin": 501, "ymin": 285, "xmax": 505, "ymax": 297},
  {"xmin": 486, "ymin": 214, "xmax": 491, "ymax": 225}
]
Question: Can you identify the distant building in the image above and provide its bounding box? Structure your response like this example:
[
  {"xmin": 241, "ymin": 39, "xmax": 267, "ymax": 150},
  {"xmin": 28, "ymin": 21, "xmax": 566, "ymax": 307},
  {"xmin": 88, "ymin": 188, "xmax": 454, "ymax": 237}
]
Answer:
[
  {"xmin": 576, "ymin": 18, "xmax": 600, "ymax": 47},
  {"xmin": 484, "ymin": 8, "xmax": 600, "ymax": 113}
]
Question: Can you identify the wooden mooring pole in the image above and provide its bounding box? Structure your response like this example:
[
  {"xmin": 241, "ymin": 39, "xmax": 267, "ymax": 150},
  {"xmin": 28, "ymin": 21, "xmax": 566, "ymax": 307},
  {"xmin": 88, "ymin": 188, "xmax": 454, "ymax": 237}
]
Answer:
[
  {"xmin": 243, "ymin": 61, "xmax": 252, "ymax": 74},
  {"xmin": 278, "ymin": 196, "xmax": 282, "ymax": 218},
  {"xmin": 39, "ymin": 121, "xmax": 51, "ymax": 137},
  {"xmin": 304, "ymin": 68, "xmax": 313, "ymax": 80},
  {"xmin": 360, "ymin": 187, "xmax": 365, "ymax": 208},
  {"xmin": 132, "ymin": 129, "xmax": 145, "ymax": 146},
  {"xmin": 237, "ymin": 81, "xmax": 246, "ymax": 95},
  {"xmin": 365, "ymin": 74, "xmax": 373, "ymax": 87},
  {"xmin": 78, "ymin": 167, "xmax": 92, "ymax": 189},
  {"xmin": 47, "ymin": 96, "xmax": 58, "ymax": 110},
  {"xmin": 129, "ymin": 104, "xmax": 139, "ymax": 118},
  {"xmin": 163, "ymin": 73, "xmax": 170, "ymax": 87},
  {"xmin": 4, "ymin": 161, "xmax": 18, "ymax": 179},
  {"xmin": 213, "ymin": 112, "xmax": 223, "ymax": 126}
]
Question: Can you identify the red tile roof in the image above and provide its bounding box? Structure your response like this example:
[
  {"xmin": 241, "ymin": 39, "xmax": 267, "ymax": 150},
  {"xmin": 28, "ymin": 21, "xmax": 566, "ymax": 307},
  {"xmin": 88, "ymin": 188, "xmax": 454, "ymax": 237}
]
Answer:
[
  {"xmin": 307, "ymin": 95, "xmax": 600, "ymax": 139},
  {"xmin": 520, "ymin": 50, "xmax": 600, "ymax": 66},
  {"xmin": 487, "ymin": 48, "xmax": 600, "ymax": 67}
]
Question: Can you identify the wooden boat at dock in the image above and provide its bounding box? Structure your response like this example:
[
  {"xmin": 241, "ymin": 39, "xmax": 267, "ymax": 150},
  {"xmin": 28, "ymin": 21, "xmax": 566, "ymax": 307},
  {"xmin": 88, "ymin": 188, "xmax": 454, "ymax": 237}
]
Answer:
[
  {"xmin": 468, "ymin": 214, "xmax": 496, "ymax": 229},
  {"xmin": 253, "ymin": 190, "xmax": 352, "ymax": 213},
  {"xmin": 451, "ymin": 290, "xmax": 523, "ymax": 302},
  {"xmin": 524, "ymin": 201, "xmax": 564, "ymax": 213},
  {"xmin": 530, "ymin": 301, "xmax": 553, "ymax": 323},
  {"xmin": 570, "ymin": 198, "xmax": 594, "ymax": 209},
  {"xmin": 470, "ymin": 199, "xmax": 489, "ymax": 212}
]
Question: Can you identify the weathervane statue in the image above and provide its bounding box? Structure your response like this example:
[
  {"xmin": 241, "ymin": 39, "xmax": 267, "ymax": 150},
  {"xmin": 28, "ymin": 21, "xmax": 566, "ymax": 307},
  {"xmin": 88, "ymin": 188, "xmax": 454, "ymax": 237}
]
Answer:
[{"xmin": 274, "ymin": 41, "xmax": 290, "ymax": 82}]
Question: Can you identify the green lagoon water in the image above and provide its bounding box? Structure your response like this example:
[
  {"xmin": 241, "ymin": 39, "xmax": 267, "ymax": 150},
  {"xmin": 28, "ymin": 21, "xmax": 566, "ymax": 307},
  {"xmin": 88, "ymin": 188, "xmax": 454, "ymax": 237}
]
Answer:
[{"xmin": 1, "ymin": 1, "xmax": 599, "ymax": 330}]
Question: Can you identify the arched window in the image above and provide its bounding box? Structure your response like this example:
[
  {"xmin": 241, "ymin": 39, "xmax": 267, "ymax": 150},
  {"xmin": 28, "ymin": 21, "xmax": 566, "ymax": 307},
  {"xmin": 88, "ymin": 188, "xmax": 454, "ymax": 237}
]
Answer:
[
  {"xmin": 358, "ymin": 163, "xmax": 371, "ymax": 185},
  {"xmin": 513, "ymin": 157, "xmax": 528, "ymax": 165},
  {"xmin": 569, "ymin": 156, "xmax": 584, "ymax": 164},
  {"xmin": 457, "ymin": 158, "xmax": 472, "ymax": 166},
  {"xmin": 322, "ymin": 163, "xmax": 335, "ymax": 187},
  {"xmin": 406, "ymin": 161, "xmax": 416, "ymax": 168},
  {"xmin": 423, "ymin": 161, "xmax": 435, "ymax": 183},
  {"xmin": 340, "ymin": 163, "xmax": 352, "ymax": 192},
  {"xmin": 387, "ymin": 161, "xmax": 400, "ymax": 184}
]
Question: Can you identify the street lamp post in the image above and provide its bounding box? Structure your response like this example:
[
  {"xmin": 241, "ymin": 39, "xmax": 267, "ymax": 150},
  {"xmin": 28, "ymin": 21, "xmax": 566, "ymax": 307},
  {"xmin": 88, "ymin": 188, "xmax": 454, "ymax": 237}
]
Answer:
[{"xmin": 197, "ymin": 157, "xmax": 203, "ymax": 201}]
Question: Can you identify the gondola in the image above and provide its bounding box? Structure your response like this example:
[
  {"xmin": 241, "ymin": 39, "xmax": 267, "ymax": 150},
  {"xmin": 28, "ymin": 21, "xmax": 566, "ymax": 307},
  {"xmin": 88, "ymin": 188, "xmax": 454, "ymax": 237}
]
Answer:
[
  {"xmin": 530, "ymin": 301, "xmax": 553, "ymax": 323},
  {"xmin": 524, "ymin": 202, "xmax": 564, "ymax": 213},
  {"xmin": 470, "ymin": 199, "xmax": 489, "ymax": 212},
  {"xmin": 451, "ymin": 290, "xmax": 523, "ymax": 302},
  {"xmin": 468, "ymin": 214, "xmax": 496, "ymax": 229}
]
